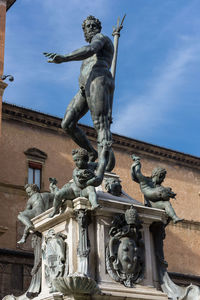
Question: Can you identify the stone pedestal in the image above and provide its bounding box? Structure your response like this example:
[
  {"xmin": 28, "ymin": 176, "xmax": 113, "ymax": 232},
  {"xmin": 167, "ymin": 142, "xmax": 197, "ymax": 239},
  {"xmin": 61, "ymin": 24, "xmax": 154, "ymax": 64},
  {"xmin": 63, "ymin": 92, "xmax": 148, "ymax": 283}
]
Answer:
[{"xmin": 31, "ymin": 190, "xmax": 168, "ymax": 300}]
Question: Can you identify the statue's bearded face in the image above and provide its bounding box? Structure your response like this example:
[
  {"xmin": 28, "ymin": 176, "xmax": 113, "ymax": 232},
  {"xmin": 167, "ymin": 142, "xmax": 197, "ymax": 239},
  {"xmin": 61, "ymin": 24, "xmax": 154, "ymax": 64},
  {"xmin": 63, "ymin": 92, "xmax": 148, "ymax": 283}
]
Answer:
[{"xmin": 83, "ymin": 19, "xmax": 101, "ymax": 43}]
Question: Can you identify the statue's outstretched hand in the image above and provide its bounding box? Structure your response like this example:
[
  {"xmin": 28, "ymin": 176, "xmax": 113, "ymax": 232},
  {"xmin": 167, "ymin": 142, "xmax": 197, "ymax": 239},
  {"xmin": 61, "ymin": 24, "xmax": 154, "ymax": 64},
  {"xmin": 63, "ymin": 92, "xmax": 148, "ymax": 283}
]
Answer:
[{"xmin": 43, "ymin": 52, "xmax": 65, "ymax": 64}]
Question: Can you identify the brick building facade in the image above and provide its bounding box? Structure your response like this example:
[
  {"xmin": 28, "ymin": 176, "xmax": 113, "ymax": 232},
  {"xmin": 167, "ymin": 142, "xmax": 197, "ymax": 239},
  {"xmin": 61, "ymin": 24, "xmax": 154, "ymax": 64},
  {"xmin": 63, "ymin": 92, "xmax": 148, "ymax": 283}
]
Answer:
[{"xmin": 0, "ymin": 102, "xmax": 200, "ymax": 297}]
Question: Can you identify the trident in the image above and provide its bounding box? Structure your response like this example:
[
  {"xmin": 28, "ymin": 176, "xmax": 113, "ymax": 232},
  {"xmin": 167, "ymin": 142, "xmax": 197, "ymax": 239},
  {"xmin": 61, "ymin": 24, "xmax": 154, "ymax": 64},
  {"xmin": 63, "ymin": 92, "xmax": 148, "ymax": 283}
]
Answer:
[
  {"xmin": 111, "ymin": 14, "xmax": 126, "ymax": 80},
  {"xmin": 110, "ymin": 14, "xmax": 126, "ymax": 114}
]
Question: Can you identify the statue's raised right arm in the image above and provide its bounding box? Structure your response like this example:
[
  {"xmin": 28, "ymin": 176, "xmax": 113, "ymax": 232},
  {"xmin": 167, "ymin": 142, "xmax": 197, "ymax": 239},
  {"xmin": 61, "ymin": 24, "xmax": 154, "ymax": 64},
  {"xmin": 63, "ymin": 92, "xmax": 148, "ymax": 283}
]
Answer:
[{"xmin": 131, "ymin": 154, "xmax": 147, "ymax": 184}]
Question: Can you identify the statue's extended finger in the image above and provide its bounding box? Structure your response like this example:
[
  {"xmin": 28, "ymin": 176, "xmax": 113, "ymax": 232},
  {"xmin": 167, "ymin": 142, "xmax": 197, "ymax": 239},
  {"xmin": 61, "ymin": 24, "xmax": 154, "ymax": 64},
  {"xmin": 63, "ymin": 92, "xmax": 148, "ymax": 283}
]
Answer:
[
  {"xmin": 44, "ymin": 52, "xmax": 55, "ymax": 58},
  {"xmin": 49, "ymin": 54, "xmax": 58, "ymax": 59},
  {"xmin": 43, "ymin": 52, "xmax": 51, "ymax": 57}
]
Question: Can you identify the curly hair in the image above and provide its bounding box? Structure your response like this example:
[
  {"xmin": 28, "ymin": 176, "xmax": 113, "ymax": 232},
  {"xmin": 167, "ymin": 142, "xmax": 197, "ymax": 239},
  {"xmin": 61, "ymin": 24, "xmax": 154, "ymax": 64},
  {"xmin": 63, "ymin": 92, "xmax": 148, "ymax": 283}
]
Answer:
[
  {"xmin": 72, "ymin": 148, "xmax": 89, "ymax": 161},
  {"xmin": 151, "ymin": 167, "xmax": 166, "ymax": 178},
  {"xmin": 24, "ymin": 183, "xmax": 40, "ymax": 193},
  {"xmin": 82, "ymin": 15, "xmax": 102, "ymax": 31}
]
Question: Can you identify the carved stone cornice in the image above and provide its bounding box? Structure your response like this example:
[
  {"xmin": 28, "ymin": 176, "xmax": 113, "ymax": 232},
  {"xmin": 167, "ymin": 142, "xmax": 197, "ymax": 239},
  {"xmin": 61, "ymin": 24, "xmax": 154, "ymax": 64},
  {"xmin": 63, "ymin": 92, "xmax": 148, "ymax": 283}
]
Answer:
[
  {"xmin": 170, "ymin": 219, "xmax": 200, "ymax": 231},
  {"xmin": 0, "ymin": 248, "xmax": 34, "ymax": 260},
  {"xmin": 24, "ymin": 147, "xmax": 47, "ymax": 163},
  {"xmin": 169, "ymin": 272, "xmax": 200, "ymax": 286},
  {"xmin": 2, "ymin": 102, "xmax": 200, "ymax": 170},
  {"xmin": 0, "ymin": 225, "xmax": 8, "ymax": 236},
  {"xmin": 6, "ymin": 0, "xmax": 16, "ymax": 11},
  {"xmin": 0, "ymin": 181, "xmax": 25, "ymax": 195},
  {"xmin": 0, "ymin": 0, "xmax": 6, "ymax": 6},
  {"xmin": 112, "ymin": 134, "xmax": 200, "ymax": 169}
]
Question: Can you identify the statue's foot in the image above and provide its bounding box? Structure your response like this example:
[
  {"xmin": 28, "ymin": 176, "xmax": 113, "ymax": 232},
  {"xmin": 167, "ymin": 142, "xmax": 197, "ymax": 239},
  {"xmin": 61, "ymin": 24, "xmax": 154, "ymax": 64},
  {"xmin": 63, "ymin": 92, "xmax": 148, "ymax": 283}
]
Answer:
[
  {"xmin": 91, "ymin": 204, "xmax": 102, "ymax": 210},
  {"xmin": 88, "ymin": 150, "xmax": 98, "ymax": 162},
  {"xmin": 17, "ymin": 237, "xmax": 26, "ymax": 244},
  {"xmin": 28, "ymin": 225, "xmax": 35, "ymax": 233},
  {"xmin": 173, "ymin": 216, "xmax": 184, "ymax": 224},
  {"xmin": 49, "ymin": 208, "xmax": 59, "ymax": 218}
]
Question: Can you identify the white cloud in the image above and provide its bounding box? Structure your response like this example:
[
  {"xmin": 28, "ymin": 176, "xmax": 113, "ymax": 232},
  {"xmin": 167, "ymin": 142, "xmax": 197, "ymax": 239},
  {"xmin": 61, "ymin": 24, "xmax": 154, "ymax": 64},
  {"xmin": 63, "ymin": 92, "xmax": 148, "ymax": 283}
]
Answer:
[
  {"xmin": 112, "ymin": 40, "xmax": 200, "ymax": 138},
  {"xmin": 4, "ymin": 0, "xmax": 200, "ymax": 149}
]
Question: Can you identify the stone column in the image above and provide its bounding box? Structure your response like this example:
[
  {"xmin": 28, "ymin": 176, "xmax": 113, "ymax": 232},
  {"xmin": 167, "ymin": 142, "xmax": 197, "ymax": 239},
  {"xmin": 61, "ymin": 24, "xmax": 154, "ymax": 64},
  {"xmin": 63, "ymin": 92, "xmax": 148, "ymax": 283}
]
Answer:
[
  {"xmin": 0, "ymin": 0, "xmax": 7, "ymax": 134},
  {"xmin": 143, "ymin": 220, "xmax": 154, "ymax": 287},
  {"xmin": 75, "ymin": 209, "xmax": 91, "ymax": 276}
]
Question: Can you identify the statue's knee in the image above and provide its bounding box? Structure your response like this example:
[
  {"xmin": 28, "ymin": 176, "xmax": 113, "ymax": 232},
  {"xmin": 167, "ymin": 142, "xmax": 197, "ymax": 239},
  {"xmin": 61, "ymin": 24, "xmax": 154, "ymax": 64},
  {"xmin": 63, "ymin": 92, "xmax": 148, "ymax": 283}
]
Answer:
[
  {"xmin": 93, "ymin": 119, "xmax": 101, "ymax": 130},
  {"xmin": 61, "ymin": 119, "xmax": 69, "ymax": 131},
  {"xmin": 61, "ymin": 119, "xmax": 76, "ymax": 133}
]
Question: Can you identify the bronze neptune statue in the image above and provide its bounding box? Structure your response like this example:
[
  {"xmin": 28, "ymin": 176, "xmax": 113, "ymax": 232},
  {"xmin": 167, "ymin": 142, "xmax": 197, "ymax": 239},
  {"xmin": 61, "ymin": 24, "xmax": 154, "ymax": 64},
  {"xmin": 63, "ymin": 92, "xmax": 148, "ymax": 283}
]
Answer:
[{"xmin": 44, "ymin": 15, "xmax": 115, "ymax": 172}]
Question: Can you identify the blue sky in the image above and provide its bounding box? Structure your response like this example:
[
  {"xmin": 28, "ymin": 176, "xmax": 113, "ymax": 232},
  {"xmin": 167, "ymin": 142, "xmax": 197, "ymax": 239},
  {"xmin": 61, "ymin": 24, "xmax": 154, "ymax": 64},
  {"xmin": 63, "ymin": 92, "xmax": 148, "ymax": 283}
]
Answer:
[{"xmin": 3, "ymin": 0, "xmax": 200, "ymax": 157}]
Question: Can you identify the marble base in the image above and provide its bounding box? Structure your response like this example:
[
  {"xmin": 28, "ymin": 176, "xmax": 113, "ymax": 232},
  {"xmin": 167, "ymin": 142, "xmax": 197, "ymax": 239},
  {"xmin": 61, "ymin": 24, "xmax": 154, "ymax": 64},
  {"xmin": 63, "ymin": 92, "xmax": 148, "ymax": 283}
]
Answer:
[{"xmin": 30, "ymin": 188, "xmax": 168, "ymax": 300}]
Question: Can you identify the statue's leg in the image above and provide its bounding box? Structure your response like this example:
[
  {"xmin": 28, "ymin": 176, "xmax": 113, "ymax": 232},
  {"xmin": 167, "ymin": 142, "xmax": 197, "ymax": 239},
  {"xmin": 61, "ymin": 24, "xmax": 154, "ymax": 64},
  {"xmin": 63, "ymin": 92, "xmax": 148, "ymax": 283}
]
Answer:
[
  {"xmin": 61, "ymin": 91, "xmax": 97, "ymax": 161},
  {"xmin": 106, "ymin": 147, "xmax": 115, "ymax": 172},
  {"xmin": 151, "ymin": 201, "xmax": 183, "ymax": 224},
  {"xmin": 106, "ymin": 79, "xmax": 115, "ymax": 172},
  {"xmin": 163, "ymin": 202, "xmax": 183, "ymax": 223},
  {"xmin": 49, "ymin": 185, "xmax": 75, "ymax": 218},
  {"xmin": 17, "ymin": 226, "xmax": 30, "ymax": 244},
  {"xmin": 82, "ymin": 186, "xmax": 101, "ymax": 210},
  {"xmin": 87, "ymin": 76, "xmax": 115, "ymax": 172},
  {"xmin": 17, "ymin": 211, "xmax": 35, "ymax": 244},
  {"xmin": 18, "ymin": 211, "xmax": 35, "ymax": 229}
]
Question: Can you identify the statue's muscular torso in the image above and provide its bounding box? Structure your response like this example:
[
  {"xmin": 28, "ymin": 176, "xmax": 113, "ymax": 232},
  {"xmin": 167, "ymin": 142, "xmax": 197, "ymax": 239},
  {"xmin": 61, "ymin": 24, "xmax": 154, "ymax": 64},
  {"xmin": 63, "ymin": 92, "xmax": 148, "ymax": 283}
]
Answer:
[{"xmin": 79, "ymin": 33, "xmax": 114, "ymax": 88}]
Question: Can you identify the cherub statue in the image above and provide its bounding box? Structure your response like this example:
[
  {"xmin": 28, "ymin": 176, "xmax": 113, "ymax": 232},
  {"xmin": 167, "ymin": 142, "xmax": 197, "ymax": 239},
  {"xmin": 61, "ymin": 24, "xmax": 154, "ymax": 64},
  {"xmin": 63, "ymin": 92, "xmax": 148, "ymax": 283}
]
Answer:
[
  {"xmin": 131, "ymin": 155, "xmax": 183, "ymax": 224},
  {"xmin": 17, "ymin": 184, "xmax": 54, "ymax": 244},
  {"xmin": 49, "ymin": 147, "xmax": 109, "ymax": 218}
]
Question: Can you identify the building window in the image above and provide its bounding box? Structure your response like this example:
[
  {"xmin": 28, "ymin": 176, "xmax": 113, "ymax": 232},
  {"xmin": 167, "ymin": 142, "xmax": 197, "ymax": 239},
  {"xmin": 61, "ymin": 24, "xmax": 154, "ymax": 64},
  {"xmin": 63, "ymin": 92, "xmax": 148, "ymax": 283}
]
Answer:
[
  {"xmin": 24, "ymin": 148, "xmax": 47, "ymax": 191},
  {"xmin": 28, "ymin": 161, "xmax": 42, "ymax": 189}
]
